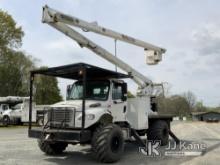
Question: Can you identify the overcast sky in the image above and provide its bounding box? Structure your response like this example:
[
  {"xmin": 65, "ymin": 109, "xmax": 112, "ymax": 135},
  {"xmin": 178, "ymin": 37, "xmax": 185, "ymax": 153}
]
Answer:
[{"xmin": 1, "ymin": 0, "xmax": 220, "ymax": 106}]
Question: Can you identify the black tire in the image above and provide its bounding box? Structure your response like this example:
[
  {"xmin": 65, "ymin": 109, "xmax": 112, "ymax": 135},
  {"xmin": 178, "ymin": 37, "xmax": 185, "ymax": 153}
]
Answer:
[
  {"xmin": 147, "ymin": 120, "xmax": 169, "ymax": 146},
  {"xmin": 92, "ymin": 124, "xmax": 124, "ymax": 163},
  {"xmin": 2, "ymin": 116, "xmax": 10, "ymax": 127},
  {"xmin": 38, "ymin": 139, "xmax": 68, "ymax": 155}
]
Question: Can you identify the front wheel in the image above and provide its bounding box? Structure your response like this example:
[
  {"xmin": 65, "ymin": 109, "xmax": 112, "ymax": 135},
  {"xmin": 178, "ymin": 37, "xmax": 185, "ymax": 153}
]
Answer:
[
  {"xmin": 38, "ymin": 139, "xmax": 68, "ymax": 155},
  {"xmin": 92, "ymin": 124, "xmax": 124, "ymax": 163}
]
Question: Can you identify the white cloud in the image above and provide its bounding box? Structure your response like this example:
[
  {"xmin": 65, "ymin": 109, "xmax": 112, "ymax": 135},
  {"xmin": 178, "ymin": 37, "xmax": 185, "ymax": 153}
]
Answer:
[
  {"xmin": 192, "ymin": 23, "xmax": 220, "ymax": 56},
  {"xmin": 45, "ymin": 37, "xmax": 82, "ymax": 55}
]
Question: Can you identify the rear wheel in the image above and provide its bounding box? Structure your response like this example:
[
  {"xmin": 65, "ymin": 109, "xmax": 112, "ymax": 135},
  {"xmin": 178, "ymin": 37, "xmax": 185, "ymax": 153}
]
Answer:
[
  {"xmin": 148, "ymin": 120, "xmax": 169, "ymax": 146},
  {"xmin": 92, "ymin": 124, "xmax": 124, "ymax": 163},
  {"xmin": 2, "ymin": 116, "xmax": 10, "ymax": 127},
  {"xmin": 38, "ymin": 139, "xmax": 68, "ymax": 155}
]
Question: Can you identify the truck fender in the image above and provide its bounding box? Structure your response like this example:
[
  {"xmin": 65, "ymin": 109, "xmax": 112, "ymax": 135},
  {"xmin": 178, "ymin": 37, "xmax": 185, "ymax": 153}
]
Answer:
[{"xmin": 98, "ymin": 113, "xmax": 113, "ymax": 125}]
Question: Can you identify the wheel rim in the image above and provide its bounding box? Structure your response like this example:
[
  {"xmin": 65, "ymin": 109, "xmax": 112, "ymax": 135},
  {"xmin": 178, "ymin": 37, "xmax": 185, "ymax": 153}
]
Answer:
[{"xmin": 111, "ymin": 136, "xmax": 121, "ymax": 153}]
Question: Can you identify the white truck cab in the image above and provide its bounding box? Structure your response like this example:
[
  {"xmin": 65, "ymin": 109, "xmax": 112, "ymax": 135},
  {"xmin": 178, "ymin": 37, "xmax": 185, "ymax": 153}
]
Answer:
[
  {"xmin": 0, "ymin": 104, "xmax": 10, "ymax": 114},
  {"xmin": 49, "ymin": 79, "xmax": 128, "ymax": 129},
  {"xmin": 2, "ymin": 103, "xmax": 22, "ymax": 125},
  {"xmin": 0, "ymin": 104, "xmax": 10, "ymax": 122}
]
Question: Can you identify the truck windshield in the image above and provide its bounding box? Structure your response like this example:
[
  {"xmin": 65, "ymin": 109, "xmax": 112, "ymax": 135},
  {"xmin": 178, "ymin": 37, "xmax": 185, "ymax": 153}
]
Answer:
[{"xmin": 68, "ymin": 80, "xmax": 110, "ymax": 101}]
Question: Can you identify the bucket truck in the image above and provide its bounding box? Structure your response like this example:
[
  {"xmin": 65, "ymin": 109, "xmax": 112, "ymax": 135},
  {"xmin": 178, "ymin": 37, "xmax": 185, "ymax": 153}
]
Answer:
[
  {"xmin": 28, "ymin": 5, "xmax": 179, "ymax": 163},
  {"xmin": 0, "ymin": 96, "xmax": 29, "ymax": 126}
]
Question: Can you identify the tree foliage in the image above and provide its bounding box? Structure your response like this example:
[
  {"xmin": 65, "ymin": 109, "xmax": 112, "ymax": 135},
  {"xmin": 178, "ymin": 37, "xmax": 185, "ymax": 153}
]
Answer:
[
  {"xmin": 0, "ymin": 10, "xmax": 24, "ymax": 49},
  {"xmin": 157, "ymin": 91, "xmax": 195, "ymax": 116},
  {"xmin": 0, "ymin": 9, "xmax": 62, "ymax": 104},
  {"xmin": 194, "ymin": 101, "xmax": 207, "ymax": 112},
  {"xmin": 34, "ymin": 74, "xmax": 62, "ymax": 105},
  {"xmin": 0, "ymin": 9, "xmax": 31, "ymax": 96},
  {"xmin": 0, "ymin": 49, "xmax": 34, "ymax": 96},
  {"xmin": 183, "ymin": 91, "xmax": 196, "ymax": 111}
]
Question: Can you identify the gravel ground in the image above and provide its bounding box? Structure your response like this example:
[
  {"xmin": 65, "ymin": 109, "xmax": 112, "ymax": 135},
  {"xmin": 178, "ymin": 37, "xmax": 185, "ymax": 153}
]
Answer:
[{"xmin": 0, "ymin": 121, "xmax": 219, "ymax": 165}]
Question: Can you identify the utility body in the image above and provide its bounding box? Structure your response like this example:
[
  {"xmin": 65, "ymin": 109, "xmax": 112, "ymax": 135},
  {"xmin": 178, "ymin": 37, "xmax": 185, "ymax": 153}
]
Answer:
[{"xmin": 28, "ymin": 5, "xmax": 179, "ymax": 163}]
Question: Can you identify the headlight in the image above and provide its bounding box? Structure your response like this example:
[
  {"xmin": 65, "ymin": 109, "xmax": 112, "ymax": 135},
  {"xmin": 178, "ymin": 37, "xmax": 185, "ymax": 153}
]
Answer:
[{"xmin": 78, "ymin": 114, "xmax": 95, "ymax": 120}]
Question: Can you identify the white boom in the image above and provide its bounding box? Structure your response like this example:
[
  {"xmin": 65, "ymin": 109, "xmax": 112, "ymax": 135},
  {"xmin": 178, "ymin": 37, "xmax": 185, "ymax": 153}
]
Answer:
[{"xmin": 42, "ymin": 5, "xmax": 166, "ymax": 95}]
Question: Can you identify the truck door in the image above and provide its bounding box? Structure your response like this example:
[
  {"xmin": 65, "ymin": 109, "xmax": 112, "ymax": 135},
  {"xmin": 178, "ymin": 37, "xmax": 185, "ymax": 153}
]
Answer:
[{"xmin": 110, "ymin": 82, "xmax": 127, "ymax": 121}]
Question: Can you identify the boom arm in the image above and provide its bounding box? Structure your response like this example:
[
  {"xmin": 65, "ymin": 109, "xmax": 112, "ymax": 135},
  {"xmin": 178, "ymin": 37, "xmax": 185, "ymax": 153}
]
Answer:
[{"xmin": 42, "ymin": 5, "xmax": 166, "ymax": 94}]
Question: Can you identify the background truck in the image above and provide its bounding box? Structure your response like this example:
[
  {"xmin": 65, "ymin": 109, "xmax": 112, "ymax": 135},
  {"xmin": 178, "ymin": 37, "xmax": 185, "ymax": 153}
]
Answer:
[
  {"xmin": 0, "ymin": 96, "xmax": 26, "ymax": 126},
  {"xmin": 0, "ymin": 96, "xmax": 47, "ymax": 126},
  {"xmin": 28, "ymin": 5, "xmax": 179, "ymax": 163},
  {"xmin": 0, "ymin": 103, "xmax": 10, "ymax": 124}
]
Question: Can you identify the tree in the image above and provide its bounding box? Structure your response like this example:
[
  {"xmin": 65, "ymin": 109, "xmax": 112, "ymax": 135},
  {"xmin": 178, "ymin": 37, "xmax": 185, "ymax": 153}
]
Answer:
[
  {"xmin": 0, "ymin": 50, "xmax": 35, "ymax": 96},
  {"xmin": 0, "ymin": 9, "xmax": 62, "ymax": 104},
  {"xmin": 157, "ymin": 94, "xmax": 190, "ymax": 116},
  {"xmin": 34, "ymin": 72, "xmax": 62, "ymax": 105},
  {"xmin": 169, "ymin": 95, "xmax": 190, "ymax": 116},
  {"xmin": 0, "ymin": 9, "xmax": 27, "ymax": 96},
  {"xmin": 0, "ymin": 10, "xmax": 24, "ymax": 49},
  {"xmin": 194, "ymin": 101, "xmax": 207, "ymax": 112},
  {"xmin": 183, "ymin": 91, "xmax": 196, "ymax": 112}
]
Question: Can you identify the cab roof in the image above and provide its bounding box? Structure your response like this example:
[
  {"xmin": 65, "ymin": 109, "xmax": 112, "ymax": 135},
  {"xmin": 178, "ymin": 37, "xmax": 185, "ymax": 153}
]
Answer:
[{"xmin": 31, "ymin": 63, "xmax": 131, "ymax": 80}]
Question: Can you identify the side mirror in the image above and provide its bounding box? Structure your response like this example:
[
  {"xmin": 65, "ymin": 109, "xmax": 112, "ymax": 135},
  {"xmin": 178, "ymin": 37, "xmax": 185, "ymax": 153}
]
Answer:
[
  {"xmin": 66, "ymin": 84, "xmax": 73, "ymax": 100},
  {"xmin": 122, "ymin": 83, "xmax": 127, "ymax": 101}
]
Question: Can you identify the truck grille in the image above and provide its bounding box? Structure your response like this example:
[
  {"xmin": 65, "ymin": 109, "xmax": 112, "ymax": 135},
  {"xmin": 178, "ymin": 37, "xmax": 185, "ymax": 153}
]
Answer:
[{"xmin": 49, "ymin": 108, "xmax": 74, "ymax": 128}]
